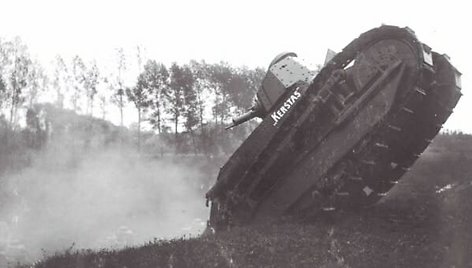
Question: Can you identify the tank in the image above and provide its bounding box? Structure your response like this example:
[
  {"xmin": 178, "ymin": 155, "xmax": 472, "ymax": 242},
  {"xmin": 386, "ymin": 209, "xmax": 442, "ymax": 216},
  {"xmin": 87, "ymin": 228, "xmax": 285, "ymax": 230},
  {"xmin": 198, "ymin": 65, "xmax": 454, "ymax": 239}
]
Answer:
[{"xmin": 206, "ymin": 25, "xmax": 462, "ymax": 230}]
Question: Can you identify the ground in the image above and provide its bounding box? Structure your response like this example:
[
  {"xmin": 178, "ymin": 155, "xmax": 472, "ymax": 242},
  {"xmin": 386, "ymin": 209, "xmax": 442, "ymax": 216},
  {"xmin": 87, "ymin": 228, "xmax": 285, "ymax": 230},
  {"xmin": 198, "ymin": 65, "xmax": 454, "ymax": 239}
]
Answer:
[{"xmin": 24, "ymin": 134, "xmax": 472, "ymax": 268}]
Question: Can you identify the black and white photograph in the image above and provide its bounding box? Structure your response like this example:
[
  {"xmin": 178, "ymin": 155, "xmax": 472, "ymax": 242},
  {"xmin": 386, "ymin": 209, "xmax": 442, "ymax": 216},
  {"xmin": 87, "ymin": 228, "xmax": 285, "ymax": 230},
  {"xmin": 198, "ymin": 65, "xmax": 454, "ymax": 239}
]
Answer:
[{"xmin": 0, "ymin": 0, "xmax": 470, "ymax": 267}]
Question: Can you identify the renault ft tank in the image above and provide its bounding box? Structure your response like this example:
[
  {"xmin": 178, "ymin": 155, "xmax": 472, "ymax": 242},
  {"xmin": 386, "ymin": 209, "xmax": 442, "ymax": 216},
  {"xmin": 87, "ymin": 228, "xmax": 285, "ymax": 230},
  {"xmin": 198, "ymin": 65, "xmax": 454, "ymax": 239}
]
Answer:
[{"xmin": 206, "ymin": 25, "xmax": 462, "ymax": 230}]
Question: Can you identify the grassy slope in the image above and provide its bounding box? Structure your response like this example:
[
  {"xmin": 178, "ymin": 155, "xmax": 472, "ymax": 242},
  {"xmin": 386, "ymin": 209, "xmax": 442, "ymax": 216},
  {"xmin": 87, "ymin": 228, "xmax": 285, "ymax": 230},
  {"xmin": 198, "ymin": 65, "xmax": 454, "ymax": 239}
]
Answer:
[{"xmin": 32, "ymin": 133, "xmax": 472, "ymax": 268}]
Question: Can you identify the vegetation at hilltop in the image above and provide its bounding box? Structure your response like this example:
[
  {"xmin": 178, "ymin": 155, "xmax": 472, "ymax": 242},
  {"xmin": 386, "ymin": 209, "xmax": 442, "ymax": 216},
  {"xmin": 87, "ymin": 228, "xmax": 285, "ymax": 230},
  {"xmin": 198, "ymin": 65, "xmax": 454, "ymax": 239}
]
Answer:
[{"xmin": 1, "ymin": 37, "xmax": 266, "ymax": 156}]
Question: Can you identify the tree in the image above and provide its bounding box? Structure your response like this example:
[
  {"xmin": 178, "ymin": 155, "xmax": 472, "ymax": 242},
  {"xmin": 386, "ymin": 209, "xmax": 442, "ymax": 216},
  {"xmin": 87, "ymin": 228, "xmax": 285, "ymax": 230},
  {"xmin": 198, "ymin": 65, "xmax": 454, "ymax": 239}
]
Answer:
[
  {"xmin": 126, "ymin": 72, "xmax": 153, "ymax": 151},
  {"xmin": 165, "ymin": 63, "xmax": 195, "ymax": 151},
  {"xmin": 52, "ymin": 55, "xmax": 71, "ymax": 108},
  {"xmin": 84, "ymin": 61, "xmax": 100, "ymax": 115},
  {"xmin": 182, "ymin": 65, "xmax": 198, "ymax": 132},
  {"xmin": 166, "ymin": 63, "xmax": 184, "ymax": 135},
  {"xmin": 0, "ymin": 76, "xmax": 6, "ymax": 110},
  {"xmin": 178, "ymin": 65, "xmax": 197, "ymax": 153},
  {"xmin": 9, "ymin": 55, "xmax": 31, "ymax": 125},
  {"xmin": 207, "ymin": 62, "xmax": 233, "ymax": 126},
  {"xmin": 111, "ymin": 87, "xmax": 125, "ymax": 127},
  {"xmin": 0, "ymin": 37, "xmax": 32, "ymax": 126},
  {"xmin": 111, "ymin": 48, "xmax": 127, "ymax": 127},
  {"xmin": 189, "ymin": 60, "xmax": 209, "ymax": 132},
  {"xmin": 141, "ymin": 60, "xmax": 169, "ymax": 134},
  {"xmin": 98, "ymin": 94, "xmax": 107, "ymax": 120},
  {"xmin": 0, "ymin": 39, "xmax": 8, "ymax": 110},
  {"xmin": 225, "ymin": 67, "xmax": 265, "ymax": 113},
  {"xmin": 25, "ymin": 60, "xmax": 47, "ymax": 108},
  {"xmin": 136, "ymin": 45, "xmax": 145, "ymax": 73},
  {"xmin": 97, "ymin": 76, "xmax": 111, "ymax": 120},
  {"xmin": 71, "ymin": 55, "xmax": 86, "ymax": 112}
]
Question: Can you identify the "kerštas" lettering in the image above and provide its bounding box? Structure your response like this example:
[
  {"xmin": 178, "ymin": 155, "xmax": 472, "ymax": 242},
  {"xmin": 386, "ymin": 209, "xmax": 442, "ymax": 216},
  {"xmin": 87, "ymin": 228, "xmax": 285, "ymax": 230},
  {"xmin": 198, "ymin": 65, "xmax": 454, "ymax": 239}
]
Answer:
[{"xmin": 271, "ymin": 89, "xmax": 301, "ymax": 126}]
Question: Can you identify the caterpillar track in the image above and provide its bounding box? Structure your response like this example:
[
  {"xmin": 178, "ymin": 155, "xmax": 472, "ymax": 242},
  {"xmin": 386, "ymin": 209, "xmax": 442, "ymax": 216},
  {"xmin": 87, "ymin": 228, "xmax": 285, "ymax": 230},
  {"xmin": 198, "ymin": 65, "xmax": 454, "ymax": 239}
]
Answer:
[{"xmin": 206, "ymin": 25, "xmax": 462, "ymax": 230}]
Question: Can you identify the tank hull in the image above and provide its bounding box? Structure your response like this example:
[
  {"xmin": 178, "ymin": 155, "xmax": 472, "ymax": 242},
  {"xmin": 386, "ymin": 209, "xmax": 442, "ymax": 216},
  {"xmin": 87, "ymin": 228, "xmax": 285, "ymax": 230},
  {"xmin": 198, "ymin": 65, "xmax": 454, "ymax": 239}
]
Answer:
[{"xmin": 207, "ymin": 25, "xmax": 462, "ymax": 229}]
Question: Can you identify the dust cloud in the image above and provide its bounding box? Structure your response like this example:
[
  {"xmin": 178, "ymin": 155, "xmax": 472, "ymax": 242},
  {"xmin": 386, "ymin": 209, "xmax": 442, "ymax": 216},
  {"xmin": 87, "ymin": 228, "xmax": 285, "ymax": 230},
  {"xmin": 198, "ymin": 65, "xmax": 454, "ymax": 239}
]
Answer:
[{"xmin": 0, "ymin": 144, "xmax": 212, "ymax": 263}]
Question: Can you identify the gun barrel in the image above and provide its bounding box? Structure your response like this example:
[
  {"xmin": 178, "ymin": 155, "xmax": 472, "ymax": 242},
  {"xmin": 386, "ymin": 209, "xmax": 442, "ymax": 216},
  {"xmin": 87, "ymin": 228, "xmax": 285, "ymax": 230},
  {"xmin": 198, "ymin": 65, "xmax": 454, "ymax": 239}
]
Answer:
[{"xmin": 225, "ymin": 109, "xmax": 258, "ymax": 130}]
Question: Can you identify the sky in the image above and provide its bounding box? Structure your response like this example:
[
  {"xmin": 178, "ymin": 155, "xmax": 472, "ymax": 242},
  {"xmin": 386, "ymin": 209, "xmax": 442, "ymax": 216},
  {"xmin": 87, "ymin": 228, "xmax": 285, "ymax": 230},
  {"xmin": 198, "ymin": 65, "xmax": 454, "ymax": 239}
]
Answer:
[{"xmin": 0, "ymin": 0, "xmax": 470, "ymax": 132}]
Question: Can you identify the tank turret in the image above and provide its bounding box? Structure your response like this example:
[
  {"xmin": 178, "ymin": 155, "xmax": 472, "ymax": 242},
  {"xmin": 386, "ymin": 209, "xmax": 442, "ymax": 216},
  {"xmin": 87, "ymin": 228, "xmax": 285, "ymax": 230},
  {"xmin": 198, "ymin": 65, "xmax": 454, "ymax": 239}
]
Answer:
[{"xmin": 226, "ymin": 52, "xmax": 316, "ymax": 129}]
